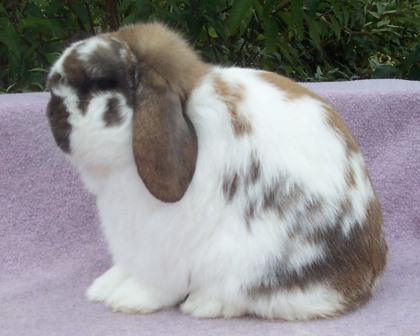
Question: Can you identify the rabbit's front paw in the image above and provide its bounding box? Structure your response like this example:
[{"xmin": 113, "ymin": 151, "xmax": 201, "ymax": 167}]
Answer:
[
  {"xmin": 105, "ymin": 278, "xmax": 162, "ymax": 314},
  {"xmin": 86, "ymin": 266, "xmax": 128, "ymax": 303}
]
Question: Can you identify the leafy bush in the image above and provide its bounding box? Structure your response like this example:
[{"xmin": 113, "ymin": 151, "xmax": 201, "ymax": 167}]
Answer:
[{"xmin": 1, "ymin": 0, "xmax": 419, "ymax": 92}]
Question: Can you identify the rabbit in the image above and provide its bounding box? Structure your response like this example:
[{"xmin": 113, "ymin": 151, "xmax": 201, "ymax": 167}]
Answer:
[{"xmin": 46, "ymin": 22, "xmax": 387, "ymax": 320}]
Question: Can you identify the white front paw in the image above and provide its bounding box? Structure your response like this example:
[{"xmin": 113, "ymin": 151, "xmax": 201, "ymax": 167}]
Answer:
[
  {"xmin": 86, "ymin": 266, "xmax": 128, "ymax": 303},
  {"xmin": 105, "ymin": 278, "xmax": 162, "ymax": 314}
]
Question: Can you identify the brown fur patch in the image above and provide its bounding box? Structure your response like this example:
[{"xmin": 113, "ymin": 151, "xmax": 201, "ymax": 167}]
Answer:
[
  {"xmin": 46, "ymin": 94, "xmax": 71, "ymax": 153},
  {"xmin": 244, "ymin": 201, "xmax": 256, "ymax": 232},
  {"xmin": 249, "ymin": 196, "xmax": 387, "ymax": 315},
  {"xmin": 330, "ymin": 198, "xmax": 387, "ymax": 311},
  {"xmin": 345, "ymin": 163, "xmax": 357, "ymax": 188},
  {"xmin": 132, "ymin": 79, "xmax": 198, "ymax": 202},
  {"xmin": 114, "ymin": 22, "xmax": 209, "ymax": 100},
  {"xmin": 363, "ymin": 167, "xmax": 370, "ymax": 180},
  {"xmin": 223, "ymin": 173, "xmax": 239, "ymax": 201},
  {"xmin": 78, "ymin": 92, "xmax": 93, "ymax": 114},
  {"xmin": 259, "ymin": 71, "xmax": 321, "ymax": 101},
  {"xmin": 235, "ymin": 177, "xmax": 307, "ymax": 236},
  {"xmin": 324, "ymin": 106, "xmax": 359, "ymax": 155},
  {"xmin": 249, "ymin": 152, "xmax": 261, "ymax": 184},
  {"xmin": 213, "ymin": 75, "xmax": 252, "ymax": 136},
  {"xmin": 83, "ymin": 39, "xmax": 136, "ymax": 106},
  {"xmin": 46, "ymin": 72, "xmax": 62, "ymax": 89},
  {"xmin": 247, "ymin": 156, "xmax": 385, "ymax": 311},
  {"xmin": 103, "ymin": 97, "xmax": 122, "ymax": 126},
  {"xmin": 62, "ymin": 49, "xmax": 85, "ymax": 89},
  {"xmin": 262, "ymin": 178, "xmax": 304, "ymax": 217},
  {"xmin": 262, "ymin": 181, "xmax": 280, "ymax": 210}
]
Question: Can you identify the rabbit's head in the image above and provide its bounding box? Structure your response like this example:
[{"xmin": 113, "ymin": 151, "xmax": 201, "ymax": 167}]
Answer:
[{"xmin": 46, "ymin": 23, "xmax": 208, "ymax": 202}]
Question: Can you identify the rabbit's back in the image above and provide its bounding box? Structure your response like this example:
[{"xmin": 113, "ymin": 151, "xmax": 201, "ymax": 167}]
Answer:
[{"xmin": 179, "ymin": 67, "xmax": 387, "ymax": 318}]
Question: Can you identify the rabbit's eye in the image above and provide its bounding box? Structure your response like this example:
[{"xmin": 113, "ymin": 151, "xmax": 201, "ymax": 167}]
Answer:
[{"xmin": 90, "ymin": 77, "xmax": 118, "ymax": 91}]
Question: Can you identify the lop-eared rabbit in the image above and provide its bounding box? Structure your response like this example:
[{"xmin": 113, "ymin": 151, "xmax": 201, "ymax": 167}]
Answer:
[{"xmin": 46, "ymin": 22, "xmax": 387, "ymax": 320}]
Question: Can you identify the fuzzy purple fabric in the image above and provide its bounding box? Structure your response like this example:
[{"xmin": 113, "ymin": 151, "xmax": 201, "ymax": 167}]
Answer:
[{"xmin": 1, "ymin": 79, "xmax": 419, "ymax": 336}]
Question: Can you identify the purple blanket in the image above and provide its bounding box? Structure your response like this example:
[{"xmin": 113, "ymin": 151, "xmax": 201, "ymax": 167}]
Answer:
[{"xmin": 1, "ymin": 79, "xmax": 419, "ymax": 336}]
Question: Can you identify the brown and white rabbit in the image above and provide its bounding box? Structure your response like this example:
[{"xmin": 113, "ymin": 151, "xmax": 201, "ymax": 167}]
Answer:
[{"xmin": 46, "ymin": 22, "xmax": 387, "ymax": 320}]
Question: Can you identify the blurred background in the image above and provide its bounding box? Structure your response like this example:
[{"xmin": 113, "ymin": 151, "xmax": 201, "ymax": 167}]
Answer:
[{"xmin": 0, "ymin": 0, "xmax": 419, "ymax": 93}]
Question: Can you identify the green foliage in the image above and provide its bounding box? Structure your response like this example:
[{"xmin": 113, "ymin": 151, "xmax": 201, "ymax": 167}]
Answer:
[{"xmin": 1, "ymin": 0, "xmax": 419, "ymax": 92}]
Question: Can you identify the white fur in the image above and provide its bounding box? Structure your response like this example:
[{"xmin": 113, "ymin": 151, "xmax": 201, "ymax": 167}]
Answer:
[
  {"xmin": 287, "ymin": 238, "xmax": 326, "ymax": 273},
  {"xmin": 249, "ymin": 283, "xmax": 345, "ymax": 320},
  {"xmin": 77, "ymin": 37, "xmax": 110, "ymax": 62},
  {"xmin": 53, "ymin": 63, "xmax": 375, "ymax": 319},
  {"xmin": 86, "ymin": 265, "xmax": 128, "ymax": 302}
]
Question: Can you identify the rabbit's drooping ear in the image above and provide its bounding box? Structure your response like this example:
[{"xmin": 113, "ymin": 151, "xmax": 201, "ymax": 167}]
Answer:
[
  {"xmin": 132, "ymin": 76, "xmax": 198, "ymax": 203},
  {"xmin": 114, "ymin": 22, "xmax": 207, "ymax": 202}
]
